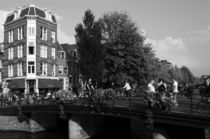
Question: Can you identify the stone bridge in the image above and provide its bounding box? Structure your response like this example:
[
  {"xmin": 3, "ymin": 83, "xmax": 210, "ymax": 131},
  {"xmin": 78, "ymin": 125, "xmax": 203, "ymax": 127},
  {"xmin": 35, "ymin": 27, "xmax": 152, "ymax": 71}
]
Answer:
[{"xmin": 1, "ymin": 97, "xmax": 210, "ymax": 139}]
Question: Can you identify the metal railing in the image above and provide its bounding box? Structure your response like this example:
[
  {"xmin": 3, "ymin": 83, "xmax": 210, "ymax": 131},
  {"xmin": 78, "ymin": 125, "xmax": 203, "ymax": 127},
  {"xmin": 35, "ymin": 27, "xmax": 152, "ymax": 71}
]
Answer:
[{"xmin": 0, "ymin": 88, "xmax": 210, "ymax": 115}]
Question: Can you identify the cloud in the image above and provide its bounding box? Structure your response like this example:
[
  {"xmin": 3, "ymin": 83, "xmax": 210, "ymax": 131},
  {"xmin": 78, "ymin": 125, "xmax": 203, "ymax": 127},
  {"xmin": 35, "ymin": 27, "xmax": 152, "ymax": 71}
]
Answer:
[
  {"xmin": 0, "ymin": 10, "xmax": 9, "ymax": 42},
  {"xmin": 55, "ymin": 14, "xmax": 76, "ymax": 44},
  {"xmin": 57, "ymin": 29, "xmax": 75, "ymax": 44},
  {"xmin": 148, "ymin": 36, "xmax": 192, "ymax": 66},
  {"xmin": 185, "ymin": 26, "xmax": 210, "ymax": 39},
  {"xmin": 148, "ymin": 26, "xmax": 210, "ymax": 77}
]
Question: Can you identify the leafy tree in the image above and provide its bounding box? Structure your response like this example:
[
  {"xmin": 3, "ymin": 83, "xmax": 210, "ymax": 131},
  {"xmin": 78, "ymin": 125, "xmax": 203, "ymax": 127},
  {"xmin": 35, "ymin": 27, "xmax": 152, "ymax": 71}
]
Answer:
[
  {"xmin": 99, "ymin": 11, "xmax": 155, "ymax": 87},
  {"xmin": 75, "ymin": 10, "xmax": 105, "ymax": 85},
  {"xmin": 180, "ymin": 66, "xmax": 195, "ymax": 84}
]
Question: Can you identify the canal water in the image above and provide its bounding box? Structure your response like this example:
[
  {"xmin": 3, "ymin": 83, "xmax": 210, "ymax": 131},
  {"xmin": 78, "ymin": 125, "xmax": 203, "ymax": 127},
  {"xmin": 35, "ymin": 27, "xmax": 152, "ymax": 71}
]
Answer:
[{"xmin": 0, "ymin": 131, "xmax": 68, "ymax": 139}]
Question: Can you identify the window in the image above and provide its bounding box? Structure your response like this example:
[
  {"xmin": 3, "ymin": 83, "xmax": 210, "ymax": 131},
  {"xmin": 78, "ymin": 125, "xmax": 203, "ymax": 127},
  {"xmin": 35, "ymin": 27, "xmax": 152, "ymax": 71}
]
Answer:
[
  {"xmin": 8, "ymin": 48, "xmax": 10, "ymax": 60},
  {"xmin": 40, "ymin": 63, "xmax": 47, "ymax": 76},
  {"xmin": 58, "ymin": 66, "xmax": 63, "ymax": 74},
  {"xmin": 18, "ymin": 27, "xmax": 24, "ymax": 40},
  {"xmin": 29, "ymin": 42, "xmax": 35, "ymax": 55},
  {"xmin": 0, "ymin": 72, "xmax": 1, "ymax": 83},
  {"xmin": 28, "ymin": 27, "xmax": 35, "ymax": 37},
  {"xmin": 52, "ymin": 64, "xmax": 56, "ymax": 76},
  {"xmin": 0, "ymin": 60, "xmax": 2, "ymax": 69},
  {"xmin": 28, "ymin": 61, "xmax": 35, "ymax": 74},
  {"xmin": 17, "ymin": 63, "xmax": 23, "ymax": 76},
  {"xmin": 40, "ymin": 45, "xmax": 47, "ymax": 58},
  {"xmin": 51, "ymin": 31, "xmax": 55, "ymax": 43},
  {"xmin": 8, "ymin": 48, "xmax": 14, "ymax": 60},
  {"xmin": 61, "ymin": 52, "xmax": 65, "ymax": 59},
  {"xmin": 40, "ymin": 27, "xmax": 47, "ymax": 40},
  {"xmin": 51, "ymin": 48, "xmax": 55, "ymax": 59},
  {"xmin": 8, "ymin": 64, "xmax": 13, "ymax": 77},
  {"xmin": 58, "ymin": 51, "xmax": 65, "ymax": 59},
  {"xmin": 64, "ymin": 66, "xmax": 68, "ymax": 74},
  {"xmin": 29, "ymin": 46, "xmax": 34, "ymax": 55},
  {"xmin": 11, "ymin": 47, "xmax": 14, "ymax": 59},
  {"xmin": 73, "ymin": 50, "xmax": 77, "ymax": 57},
  {"xmin": 17, "ymin": 45, "xmax": 23, "ymax": 58},
  {"xmin": 8, "ymin": 30, "xmax": 14, "ymax": 43}
]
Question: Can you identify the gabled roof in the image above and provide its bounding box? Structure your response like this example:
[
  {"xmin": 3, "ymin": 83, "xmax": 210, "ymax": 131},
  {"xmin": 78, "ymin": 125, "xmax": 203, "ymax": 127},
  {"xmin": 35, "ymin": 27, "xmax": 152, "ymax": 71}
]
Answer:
[
  {"xmin": 61, "ymin": 44, "xmax": 78, "ymax": 54},
  {"xmin": 56, "ymin": 42, "xmax": 64, "ymax": 51}
]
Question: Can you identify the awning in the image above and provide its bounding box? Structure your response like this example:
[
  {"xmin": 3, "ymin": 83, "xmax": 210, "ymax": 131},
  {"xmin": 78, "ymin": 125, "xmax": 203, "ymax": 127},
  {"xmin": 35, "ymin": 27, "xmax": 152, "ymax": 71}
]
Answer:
[
  {"xmin": 8, "ymin": 79, "xmax": 25, "ymax": 89},
  {"xmin": 38, "ymin": 79, "xmax": 63, "ymax": 89}
]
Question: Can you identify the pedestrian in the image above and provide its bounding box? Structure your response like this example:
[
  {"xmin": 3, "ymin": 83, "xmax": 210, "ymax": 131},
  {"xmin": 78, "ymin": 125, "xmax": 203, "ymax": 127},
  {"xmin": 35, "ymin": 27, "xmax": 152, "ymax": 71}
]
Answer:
[
  {"xmin": 172, "ymin": 79, "xmax": 179, "ymax": 106},
  {"xmin": 147, "ymin": 79, "xmax": 156, "ymax": 93},
  {"xmin": 86, "ymin": 78, "xmax": 94, "ymax": 96},
  {"xmin": 123, "ymin": 80, "xmax": 131, "ymax": 97},
  {"xmin": 157, "ymin": 79, "xmax": 166, "ymax": 93}
]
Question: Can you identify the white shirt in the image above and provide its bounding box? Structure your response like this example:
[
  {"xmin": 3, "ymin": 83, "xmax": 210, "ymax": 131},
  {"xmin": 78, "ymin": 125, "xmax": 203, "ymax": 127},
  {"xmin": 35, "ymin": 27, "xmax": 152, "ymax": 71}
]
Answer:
[
  {"xmin": 123, "ymin": 82, "xmax": 131, "ymax": 91},
  {"xmin": 173, "ymin": 80, "xmax": 179, "ymax": 93},
  {"xmin": 148, "ymin": 83, "xmax": 155, "ymax": 93}
]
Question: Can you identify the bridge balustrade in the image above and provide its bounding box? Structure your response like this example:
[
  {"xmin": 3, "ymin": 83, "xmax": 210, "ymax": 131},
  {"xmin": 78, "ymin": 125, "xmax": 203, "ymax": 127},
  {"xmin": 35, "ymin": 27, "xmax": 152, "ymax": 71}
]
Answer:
[{"xmin": 0, "ymin": 88, "xmax": 210, "ymax": 116}]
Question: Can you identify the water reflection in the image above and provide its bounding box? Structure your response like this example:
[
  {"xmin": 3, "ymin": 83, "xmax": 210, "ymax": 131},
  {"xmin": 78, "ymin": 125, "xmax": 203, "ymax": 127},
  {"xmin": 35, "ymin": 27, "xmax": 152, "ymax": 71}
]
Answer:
[{"xmin": 0, "ymin": 131, "xmax": 68, "ymax": 139}]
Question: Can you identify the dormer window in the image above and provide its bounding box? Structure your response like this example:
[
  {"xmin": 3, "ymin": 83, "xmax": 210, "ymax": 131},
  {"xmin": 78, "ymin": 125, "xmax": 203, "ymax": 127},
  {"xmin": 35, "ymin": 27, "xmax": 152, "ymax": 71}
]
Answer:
[
  {"xmin": 58, "ymin": 51, "xmax": 65, "ymax": 59},
  {"xmin": 73, "ymin": 50, "xmax": 77, "ymax": 57}
]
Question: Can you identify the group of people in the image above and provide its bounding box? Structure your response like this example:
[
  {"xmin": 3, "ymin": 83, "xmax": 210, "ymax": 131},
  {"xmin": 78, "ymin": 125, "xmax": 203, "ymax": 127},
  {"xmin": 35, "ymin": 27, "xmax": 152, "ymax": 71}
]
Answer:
[{"xmin": 147, "ymin": 79, "xmax": 179, "ymax": 106}]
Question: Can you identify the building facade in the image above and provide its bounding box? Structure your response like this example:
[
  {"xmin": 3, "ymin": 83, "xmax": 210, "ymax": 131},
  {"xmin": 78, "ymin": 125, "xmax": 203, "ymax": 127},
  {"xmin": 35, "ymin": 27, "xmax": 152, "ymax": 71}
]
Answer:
[{"xmin": 2, "ymin": 4, "xmax": 68, "ymax": 94}]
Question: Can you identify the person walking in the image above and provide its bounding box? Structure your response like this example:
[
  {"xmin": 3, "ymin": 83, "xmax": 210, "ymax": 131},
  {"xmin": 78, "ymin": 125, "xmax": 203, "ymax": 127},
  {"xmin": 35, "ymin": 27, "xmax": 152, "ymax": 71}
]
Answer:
[
  {"xmin": 148, "ymin": 79, "xmax": 156, "ymax": 93},
  {"xmin": 157, "ymin": 79, "xmax": 166, "ymax": 93},
  {"xmin": 86, "ymin": 78, "xmax": 94, "ymax": 96},
  {"xmin": 123, "ymin": 80, "xmax": 131, "ymax": 97},
  {"xmin": 172, "ymin": 79, "xmax": 179, "ymax": 106}
]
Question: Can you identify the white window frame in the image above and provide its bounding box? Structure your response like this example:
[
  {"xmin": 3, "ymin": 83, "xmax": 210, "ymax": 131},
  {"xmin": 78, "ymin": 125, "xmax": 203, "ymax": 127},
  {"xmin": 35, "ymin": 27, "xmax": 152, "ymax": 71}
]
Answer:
[
  {"xmin": 41, "ymin": 27, "xmax": 47, "ymax": 41},
  {"xmin": 28, "ymin": 61, "xmax": 35, "ymax": 74},
  {"xmin": 8, "ymin": 64, "xmax": 13, "ymax": 77},
  {"xmin": 8, "ymin": 65, "xmax": 10, "ymax": 77},
  {"xmin": 51, "ymin": 31, "xmax": 55, "ymax": 43},
  {"xmin": 17, "ymin": 63, "xmax": 23, "ymax": 76},
  {"xmin": 8, "ymin": 30, "xmax": 14, "ymax": 43},
  {"xmin": 52, "ymin": 64, "xmax": 56, "ymax": 76},
  {"xmin": 17, "ymin": 45, "xmax": 23, "ymax": 58},
  {"xmin": 18, "ymin": 27, "xmax": 23, "ymax": 40},
  {"xmin": 41, "ymin": 63, "xmax": 47, "ymax": 76},
  {"xmin": 51, "ymin": 47, "xmax": 55, "ymax": 59},
  {"xmin": 40, "ymin": 45, "xmax": 47, "ymax": 58},
  {"xmin": 28, "ymin": 27, "xmax": 35, "ymax": 37},
  {"xmin": 8, "ymin": 48, "xmax": 10, "ymax": 60},
  {"xmin": 8, "ymin": 31, "xmax": 10, "ymax": 43},
  {"xmin": 11, "ymin": 47, "xmax": 14, "ymax": 59},
  {"xmin": 0, "ymin": 60, "xmax": 2, "ymax": 69}
]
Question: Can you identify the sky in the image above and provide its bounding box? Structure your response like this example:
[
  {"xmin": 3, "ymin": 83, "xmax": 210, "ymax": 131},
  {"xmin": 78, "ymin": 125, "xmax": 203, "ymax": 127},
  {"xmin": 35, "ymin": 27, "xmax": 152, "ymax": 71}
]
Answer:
[{"xmin": 0, "ymin": 0, "xmax": 209, "ymax": 77}]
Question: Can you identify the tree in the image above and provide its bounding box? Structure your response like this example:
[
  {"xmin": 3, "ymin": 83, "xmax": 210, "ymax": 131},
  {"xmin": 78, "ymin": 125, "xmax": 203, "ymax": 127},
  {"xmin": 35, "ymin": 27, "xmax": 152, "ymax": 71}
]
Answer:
[
  {"xmin": 180, "ymin": 66, "xmax": 195, "ymax": 84},
  {"xmin": 75, "ymin": 10, "xmax": 105, "ymax": 85},
  {"xmin": 99, "ymin": 11, "xmax": 155, "ymax": 87}
]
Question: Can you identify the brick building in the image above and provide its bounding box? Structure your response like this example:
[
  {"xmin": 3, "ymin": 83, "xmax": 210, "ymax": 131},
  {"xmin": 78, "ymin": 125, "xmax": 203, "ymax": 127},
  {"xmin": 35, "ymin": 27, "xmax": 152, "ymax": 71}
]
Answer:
[
  {"xmin": 61, "ymin": 44, "xmax": 79, "ymax": 88},
  {"xmin": 2, "ymin": 4, "xmax": 69, "ymax": 94},
  {"xmin": 0, "ymin": 43, "xmax": 3, "ymax": 85}
]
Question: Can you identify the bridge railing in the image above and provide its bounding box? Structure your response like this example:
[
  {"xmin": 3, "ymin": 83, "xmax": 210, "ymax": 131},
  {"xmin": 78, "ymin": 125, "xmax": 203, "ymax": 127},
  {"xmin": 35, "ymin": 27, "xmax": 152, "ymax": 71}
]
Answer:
[{"xmin": 0, "ymin": 88, "xmax": 210, "ymax": 115}]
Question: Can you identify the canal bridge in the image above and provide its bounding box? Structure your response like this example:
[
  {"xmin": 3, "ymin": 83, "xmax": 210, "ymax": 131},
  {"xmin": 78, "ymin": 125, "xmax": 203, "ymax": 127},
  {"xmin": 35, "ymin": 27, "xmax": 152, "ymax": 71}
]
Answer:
[{"xmin": 1, "ymin": 94, "xmax": 210, "ymax": 139}]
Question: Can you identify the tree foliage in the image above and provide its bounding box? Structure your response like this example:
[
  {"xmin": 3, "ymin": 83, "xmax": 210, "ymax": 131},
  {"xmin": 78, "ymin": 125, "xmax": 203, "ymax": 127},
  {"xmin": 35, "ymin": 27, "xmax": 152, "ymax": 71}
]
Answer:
[
  {"xmin": 99, "ymin": 11, "xmax": 155, "ymax": 87},
  {"xmin": 75, "ymin": 10, "xmax": 105, "ymax": 84},
  {"xmin": 180, "ymin": 66, "xmax": 195, "ymax": 84}
]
